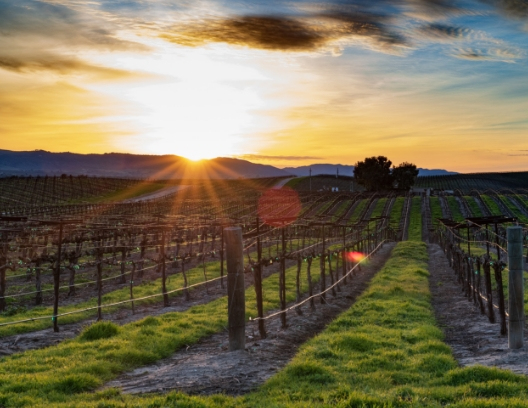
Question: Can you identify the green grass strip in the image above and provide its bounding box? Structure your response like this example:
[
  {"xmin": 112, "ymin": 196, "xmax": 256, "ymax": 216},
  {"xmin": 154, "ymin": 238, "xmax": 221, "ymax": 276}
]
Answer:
[
  {"xmin": 446, "ymin": 196, "xmax": 464, "ymax": 222},
  {"xmin": 348, "ymin": 199, "xmax": 367, "ymax": 223},
  {"xmin": 430, "ymin": 197, "xmax": 443, "ymax": 227},
  {"xmin": 390, "ymin": 197, "xmax": 404, "ymax": 229},
  {"xmin": 481, "ymin": 195, "xmax": 502, "ymax": 216},
  {"xmin": 284, "ymin": 177, "xmax": 305, "ymax": 189},
  {"xmin": 500, "ymin": 195, "xmax": 528, "ymax": 223},
  {"xmin": 46, "ymin": 241, "xmax": 528, "ymax": 407},
  {"xmin": 0, "ymin": 259, "xmax": 326, "ymax": 407},
  {"xmin": 464, "ymin": 196, "xmax": 482, "ymax": 217},
  {"xmin": 331, "ymin": 200, "xmax": 352, "ymax": 222},
  {"xmin": 407, "ymin": 196, "xmax": 422, "ymax": 242}
]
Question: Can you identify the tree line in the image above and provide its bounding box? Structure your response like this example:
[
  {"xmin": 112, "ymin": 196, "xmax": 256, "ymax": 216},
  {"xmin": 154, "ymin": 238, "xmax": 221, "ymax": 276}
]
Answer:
[{"xmin": 354, "ymin": 156, "xmax": 419, "ymax": 191}]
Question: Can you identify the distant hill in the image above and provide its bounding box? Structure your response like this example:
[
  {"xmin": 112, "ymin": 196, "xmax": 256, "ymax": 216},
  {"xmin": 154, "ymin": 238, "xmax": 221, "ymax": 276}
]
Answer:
[
  {"xmin": 282, "ymin": 164, "xmax": 456, "ymax": 177},
  {"xmin": 417, "ymin": 168, "xmax": 458, "ymax": 176},
  {"xmin": 0, "ymin": 150, "xmax": 292, "ymax": 179}
]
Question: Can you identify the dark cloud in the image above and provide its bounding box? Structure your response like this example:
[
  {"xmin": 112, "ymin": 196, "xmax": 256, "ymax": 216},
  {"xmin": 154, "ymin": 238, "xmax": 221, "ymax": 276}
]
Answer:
[
  {"xmin": 418, "ymin": 23, "xmax": 470, "ymax": 40},
  {"xmin": 238, "ymin": 154, "xmax": 324, "ymax": 161},
  {"xmin": 162, "ymin": 16, "xmax": 326, "ymax": 51},
  {"xmin": 480, "ymin": 0, "xmax": 528, "ymax": 18},
  {"xmin": 407, "ymin": 0, "xmax": 463, "ymax": 16},
  {"xmin": 160, "ymin": 11, "xmax": 407, "ymax": 52}
]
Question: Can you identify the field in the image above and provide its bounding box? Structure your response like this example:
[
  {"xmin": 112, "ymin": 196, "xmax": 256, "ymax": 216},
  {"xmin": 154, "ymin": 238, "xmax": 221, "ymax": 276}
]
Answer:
[{"xmin": 0, "ymin": 174, "xmax": 528, "ymax": 407}]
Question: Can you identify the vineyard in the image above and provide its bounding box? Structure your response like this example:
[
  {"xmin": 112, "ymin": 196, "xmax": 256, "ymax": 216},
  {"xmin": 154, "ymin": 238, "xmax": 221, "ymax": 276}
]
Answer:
[
  {"xmin": 1, "ymin": 175, "xmax": 528, "ymax": 407},
  {"xmin": 415, "ymin": 171, "xmax": 528, "ymax": 192}
]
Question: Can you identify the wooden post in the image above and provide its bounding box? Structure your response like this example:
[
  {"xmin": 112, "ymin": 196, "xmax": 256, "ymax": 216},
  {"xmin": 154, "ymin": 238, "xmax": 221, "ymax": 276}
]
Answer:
[
  {"xmin": 255, "ymin": 220, "xmax": 266, "ymax": 338},
  {"xmin": 467, "ymin": 225, "xmax": 471, "ymax": 257},
  {"xmin": 507, "ymin": 226, "xmax": 524, "ymax": 349},
  {"xmin": 327, "ymin": 251, "xmax": 337, "ymax": 296},
  {"xmin": 0, "ymin": 235, "xmax": 7, "ymax": 312},
  {"xmin": 182, "ymin": 255, "xmax": 190, "ymax": 301},
  {"xmin": 35, "ymin": 260, "xmax": 42, "ymax": 305},
  {"xmin": 280, "ymin": 227, "xmax": 287, "ymax": 328},
  {"xmin": 485, "ymin": 224, "xmax": 490, "ymax": 258},
  {"xmin": 161, "ymin": 231, "xmax": 169, "ymax": 307},
  {"xmin": 295, "ymin": 254, "xmax": 303, "ymax": 315},
  {"xmin": 342, "ymin": 227, "xmax": 347, "ymax": 285},
  {"xmin": 494, "ymin": 223, "xmax": 501, "ymax": 261},
  {"xmin": 483, "ymin": 259, "xmax": 495, "ymax": 323},
  {"xmin": 220, "ymin": 227, "xmax": 224, "ymax": 289},
  {"xmin": 130, "ymin": 262, "xmax": 135, "ymax": 314},
  {"xmin": 307, "ymin": 257, "xmax": 315, "ymax": 311},
  {"xmin": 120, "ymin": 245, "xmax": 126, "ymax": 284},
  {"xmin": 225, "ymin": 227, "xmax": 245, "ymax": 351},
  {"xmin": 53, "ymin": 223, "xmax": 63, "ymax": 332},
  {"xmin": 493, "ymin": 262, "xmax": 507, "ymax": 335},
  {"xmin": 96, "ymin": 243, "xmax": 103, "ymax": 322},
  {"xmin": 320, "ymin": 225, "xmax": 326, "ymax": 304}
]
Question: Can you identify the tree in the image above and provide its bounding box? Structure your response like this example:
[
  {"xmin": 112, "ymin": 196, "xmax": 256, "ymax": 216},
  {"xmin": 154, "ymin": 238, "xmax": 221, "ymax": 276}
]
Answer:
[
  {"xmin": 353, "ymin": 156, "xmax": 393, "ymax": 191},
  {"xmin": 392, "ymin": 162, "xmax": 419, "ymax": 190}
]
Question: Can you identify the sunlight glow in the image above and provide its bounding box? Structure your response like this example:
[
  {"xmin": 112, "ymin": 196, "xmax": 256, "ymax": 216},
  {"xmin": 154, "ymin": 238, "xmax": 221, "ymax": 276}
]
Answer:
[{"xmin": 88, "ymin": 42, "xmax": 275, "ymax": 160}]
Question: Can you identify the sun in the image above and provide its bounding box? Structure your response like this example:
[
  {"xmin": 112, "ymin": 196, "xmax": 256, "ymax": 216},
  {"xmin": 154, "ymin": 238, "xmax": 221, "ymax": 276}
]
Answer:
[{"xmin": 97, "ymin": 42, "xmax": 272, "ymax": 160}]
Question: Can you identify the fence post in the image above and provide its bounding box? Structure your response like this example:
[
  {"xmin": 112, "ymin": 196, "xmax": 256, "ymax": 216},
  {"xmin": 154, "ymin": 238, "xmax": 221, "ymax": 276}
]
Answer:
[
  {"xmin": 507, "ymin": 226, "xmax": 524, "ymax": 349},
  {"xmin": 225, "ymin": 227, "xmax": 245, "ymax": 351},
  {"xmin": 53, "ymin": 223, "xmax": 63, "ymax": 332}
]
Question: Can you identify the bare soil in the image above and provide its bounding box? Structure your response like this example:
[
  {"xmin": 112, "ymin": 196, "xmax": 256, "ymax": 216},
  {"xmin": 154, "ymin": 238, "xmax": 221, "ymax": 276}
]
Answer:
[
  {"xmin": 428, "ymin": 243, "xmax": 528, "ymax": 375},
  {"xmin": 103, "ymin": 243, "xmax": 396, "ymax": 396}
]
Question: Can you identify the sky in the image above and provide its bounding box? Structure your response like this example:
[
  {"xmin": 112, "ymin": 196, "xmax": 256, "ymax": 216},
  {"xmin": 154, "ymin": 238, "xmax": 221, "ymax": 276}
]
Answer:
[{"xmin": 1, "ymin": 0, "xmax": 528, "ymax": 172}]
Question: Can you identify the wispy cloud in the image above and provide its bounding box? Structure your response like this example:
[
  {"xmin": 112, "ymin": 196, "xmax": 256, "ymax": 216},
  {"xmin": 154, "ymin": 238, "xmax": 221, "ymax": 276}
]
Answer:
[
  {"xmin": 0, "ymin": 0, "xmax": 147, "ymax": 76},
  {"xmin": 454, "ymin": 46, "xmax": 523, "ymax": 62},
  {"xmin": 418, "ymin": 23, "xmax": 471, "ymax": 40}
]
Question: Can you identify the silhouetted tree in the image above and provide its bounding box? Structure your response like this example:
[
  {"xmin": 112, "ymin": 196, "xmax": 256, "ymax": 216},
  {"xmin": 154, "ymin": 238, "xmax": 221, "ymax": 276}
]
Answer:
[
  {"xmin": 392, "ymin": 162, "xmax": 419, "ymax": 190},
  {"xmin": 353, "ymin": 156, "xmax": 393, "ymax": 191}
]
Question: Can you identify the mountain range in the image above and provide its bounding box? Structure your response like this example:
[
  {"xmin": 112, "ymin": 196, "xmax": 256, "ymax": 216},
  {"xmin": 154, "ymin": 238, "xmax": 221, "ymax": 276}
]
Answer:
[{"xmin": 0, "ymin": 150, "xmax": 457, "ymax": 179}]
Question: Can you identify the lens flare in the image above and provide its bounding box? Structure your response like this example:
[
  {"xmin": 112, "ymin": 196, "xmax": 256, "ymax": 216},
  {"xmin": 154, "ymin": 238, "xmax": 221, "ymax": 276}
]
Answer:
[
  {"xmin": 258, "ymin": 187, "xmax": 301, "ymax": 227},
  {"xmin": 346, "ymin": 251, "xmax": 367, "ymax": 263}
]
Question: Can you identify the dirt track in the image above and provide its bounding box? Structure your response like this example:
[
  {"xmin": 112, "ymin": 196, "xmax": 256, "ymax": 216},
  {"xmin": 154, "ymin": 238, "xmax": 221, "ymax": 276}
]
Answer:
[
  {"xmin": 429, "ymin": 243, "xmax": 528, "ymax": 375},
  {"xmin": 103, "ymin": 243, "xmax": 396, "ymax": 396}
]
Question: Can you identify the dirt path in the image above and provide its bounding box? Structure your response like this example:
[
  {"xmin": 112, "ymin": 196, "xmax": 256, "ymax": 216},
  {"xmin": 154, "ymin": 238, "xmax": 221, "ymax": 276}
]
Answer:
[
  {"xmin": 271, "ymin": 178, "xmax": 295, "ymax": 189},
  {"xmin": 428, "ymin": 243, "xmax": 528, "ymax": 375},
  {"xmin": 103, "ymin": 243, "xmax": 396, "ymax": 396},
  {"xmin": 121, "ymin": 186, "xmax": 190, "ymax": 203}
]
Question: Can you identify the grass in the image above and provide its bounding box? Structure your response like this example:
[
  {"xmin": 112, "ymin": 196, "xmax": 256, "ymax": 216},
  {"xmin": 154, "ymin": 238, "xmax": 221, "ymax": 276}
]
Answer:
[
  {"xmin": 284, "ymin": 177, "xmax": 305, "ymax": 189},
  {"xmin": 446, "ymin": 196, "xmax": 464, "ymax": 222},
  {"xmin": 430, "ymin": 197, "xmax": 443, "ymax": 227},
  {"xmin": 348, "ymin": 199, "xmax": 367, "ymax": 223},
  {"xmin": 481, "ymin": 195, "xmax": 502, "ymax": 216},
  {"xmin": 500, "ymin": 195, "xmax": 528, "ymax": 223},
  {"xmin": 407, "ymin": 196, "xmax": 422, "ymax": 242},
  {"xmin": 331, "ymin": 200, "xmax": 352, "ymax": 222},
  {"xmin": 69, "ymin": 181, "xmax": 169, "ymax": 204},
  {"xmin": 464, "ymin": 196, "xmax": 483, "ymax": 217},
  {"xmin": 390, "ymin": 197, "xmax": 404, "ymax": 229},
  {"xmin": 38, "ymin": 241, "xmax": 528, "ymax": 407}
]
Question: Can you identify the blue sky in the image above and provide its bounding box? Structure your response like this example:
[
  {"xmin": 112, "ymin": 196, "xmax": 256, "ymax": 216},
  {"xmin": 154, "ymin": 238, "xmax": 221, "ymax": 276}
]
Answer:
[{"xmin": 0, "ymin": 0, "xmax": 527, "ymax": 171}]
